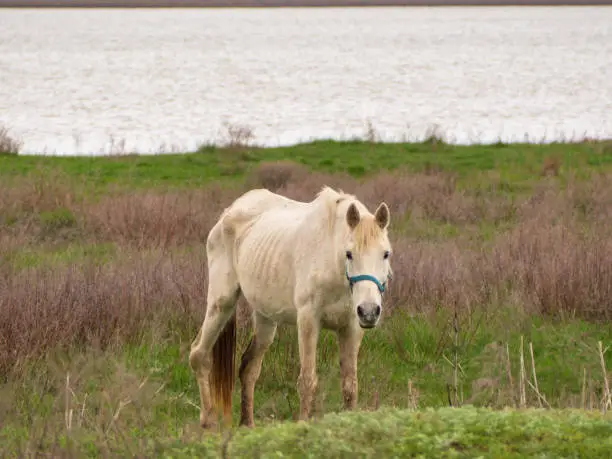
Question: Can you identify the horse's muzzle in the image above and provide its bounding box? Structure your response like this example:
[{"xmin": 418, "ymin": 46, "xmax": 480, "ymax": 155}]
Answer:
[{"xmin": 357, "ymin": 302, "xmax": 381, "ymax": 329}]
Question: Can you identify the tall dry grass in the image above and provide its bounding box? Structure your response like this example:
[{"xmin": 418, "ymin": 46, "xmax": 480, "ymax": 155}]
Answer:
[{"xmin": 2, "ymin": 162, "xmax": 612, "ymax": 376}]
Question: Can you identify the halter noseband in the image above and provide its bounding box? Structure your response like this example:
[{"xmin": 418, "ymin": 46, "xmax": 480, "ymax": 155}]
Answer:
[{"xmin": 345, "ymin": 265, "xmax": 391, "ymax": 294}]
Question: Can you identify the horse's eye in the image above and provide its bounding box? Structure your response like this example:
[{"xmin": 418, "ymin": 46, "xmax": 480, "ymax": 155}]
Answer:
[
  {"xmin": 383, "ymin": 251, "xmax": 390, "ymax": 260},
  {"xmin": 346, "ymin": 251, "xmax": 353, "ymax": 260}
]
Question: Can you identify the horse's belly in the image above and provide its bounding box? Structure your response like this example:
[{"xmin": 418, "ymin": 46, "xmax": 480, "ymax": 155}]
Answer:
[
  {"xmin": 240, "ymin": 284, "xmax": 298, "ymax": 324},
  {"xmin": 241, "ymin": 290, "xmax": 352, "ymax": 330},
  {"xmin": 255, "ymin": 301, "xmax": 298, "ymax": 324}
]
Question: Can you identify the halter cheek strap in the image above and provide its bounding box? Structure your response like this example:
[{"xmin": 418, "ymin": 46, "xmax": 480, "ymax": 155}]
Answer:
[{"xmin": 345, "ymin": 266, "xmax": 391, "ymax": 294}]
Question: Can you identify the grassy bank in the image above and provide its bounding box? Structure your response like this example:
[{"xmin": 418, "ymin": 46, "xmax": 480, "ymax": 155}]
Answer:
[
  {"xmin": 4, "ymin": 406, "xmax": 612, "ymax": 458},
  {"xmin": 2, "ymin": 137, "xmax": 612, "ymax": 456},
  {"xmin": 3, "ymin": 137, "xmax": 612, "ymax": 189}
]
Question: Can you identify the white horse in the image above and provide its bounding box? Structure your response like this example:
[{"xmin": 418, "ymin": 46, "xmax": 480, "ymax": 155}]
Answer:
[{"xmin": 188, "ymin": 186, "xmax": 393, "ymax": 428}]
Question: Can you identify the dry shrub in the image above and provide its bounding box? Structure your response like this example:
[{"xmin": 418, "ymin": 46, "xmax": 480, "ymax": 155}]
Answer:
[
  {"xmin": 563, "ymin": 173, "xmax": 612, "ymax": 222},
  {"xmin": 0, "ymin": 125, "xmax": 22, "ymax": 155},
  {"xmin": 0, "ymin": 247, "xmax": 258, "ymax": 376},
  {"xmin": 220, "ymin": 121, "xmax": 256, "ymax": 149},
  {"xmin": 345, "ymin": 171, "xmax": 515, "ymax": 224},
  {"xmin": 516, "ymin": 173, "xmax": 612, "ymax": 225},
  {"xmin": 384, "ymin": 218, "xmax": 612, "ymax": 321},
  {"xmin": 0, "ymin": 171, "xmax": 79, "ymax": 217},
  {"xmin": 0, "ymin": 173, "xmax": 86, "ymax": 245},
  {"xmin": 83, "ymin": 185, "xmax": 239, "ymax": 249},
  {"xmin": 515, "ymin": 181, "xmax": 570, "ymax": 223},
  {"xmin": 357, "ymin": 171, "xmax": 457, "ymax": 215},
  {"xmin": 384, "ymin": 239, "xmax": 491, "ymax": 317},
  {"xmin": 276, "ymin": 171, "xmax": 356, "ymax": 202},
  {"xmin": 247, "ymin": 161, "xmax": 310, "ymax": 192},
  {"xmin": 491, "ymin": 220, "xmax": 612, "ymax": 319},
  {"xmin": 0, "ymin": 250, "xmax": 209, "ymax": 375},
  {"xmin": 0, "ymin": 230, "xmax": 30, "ymax": 256},
  {"xmin": 541, "ymin": 154, "xmax": 561, "ymax": 176}
]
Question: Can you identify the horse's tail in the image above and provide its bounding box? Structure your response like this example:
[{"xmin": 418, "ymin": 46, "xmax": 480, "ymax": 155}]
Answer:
[{"xmin": 210, "ymin": 308, "xmax": 237, "ymax": 426}]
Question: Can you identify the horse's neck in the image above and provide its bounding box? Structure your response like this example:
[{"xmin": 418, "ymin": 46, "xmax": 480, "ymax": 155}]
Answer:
[
  {"xmin": 299, "ymin": 198, "xmax": 346, "ymax": 281},
  {"xmin": 323, "ymin": 202, "xmax": 348, "ymax": 281}
]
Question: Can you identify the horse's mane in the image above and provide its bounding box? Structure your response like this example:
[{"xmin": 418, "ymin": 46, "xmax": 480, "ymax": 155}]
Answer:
[
  {"xmin": 352, "ymin": 215, "xmax": 383, "ymax": 251},
  {"xmin": 316, "ymin": 186, "xmax": 352, "ymax": 230},
  {"xmin": 316, "ymin": 186, "xmax": 353, "ymax": 204},
  {"xmin": 316, "ymin": 186, "xmax": 384, "ymax": 250}
]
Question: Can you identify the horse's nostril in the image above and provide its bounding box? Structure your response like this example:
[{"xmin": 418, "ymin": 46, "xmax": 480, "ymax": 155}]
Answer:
[
  {"xmin": 375, "ymin": 305, "xmax": 381, "ymax": 316},
  {"xmin": 357, "ymin": 305, "xmax": 364, "ymax": 317}
]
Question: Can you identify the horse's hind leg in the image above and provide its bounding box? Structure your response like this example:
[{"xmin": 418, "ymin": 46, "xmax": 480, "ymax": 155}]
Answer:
[
  {"xmin": 189, "ymin": 251, "xmax": 239, "ymax": 429},
  {"xmin": 238, "ymin": 313, "xmax": 277, "ymax": 428}
]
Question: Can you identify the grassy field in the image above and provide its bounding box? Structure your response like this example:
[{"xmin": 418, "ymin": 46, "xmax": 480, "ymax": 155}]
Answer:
[{"xmin": 2, "ymin": 129, "xmax": 612, "ymax": 457}]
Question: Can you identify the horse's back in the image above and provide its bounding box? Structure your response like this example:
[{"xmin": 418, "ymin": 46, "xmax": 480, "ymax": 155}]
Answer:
[
  {"xmin": 220, "ymin": 188, "xmax": 294, "ymax": 235},
  {"xmin": 207, "ymin": 188, "xmax": 299, "ymax": 250}
]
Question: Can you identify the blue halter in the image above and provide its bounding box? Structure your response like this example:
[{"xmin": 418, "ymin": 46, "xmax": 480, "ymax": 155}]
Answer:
[{"xmin": 345, "ymin": 266, "xmax": 390, "ymax": 294}]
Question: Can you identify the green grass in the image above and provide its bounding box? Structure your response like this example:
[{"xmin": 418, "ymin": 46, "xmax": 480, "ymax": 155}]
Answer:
[
  {"xmin": 122, "ymin": 310, "xmax": 612, "ymax": 418},
  {"xmin": 1, "ymin": 242, "xmax": 117, "ymax": 270},
  {"xmin": 3, "ymin": 404, "xmax": 612, "ymax": 458},
  {"xmin": 177, "ymin": 406, "xmax": 612, "ymax": 458},
  {"xmin": 3, "ymin": 139, "xmax": 612, "ymax": 190},
  {"xmin": 152, "ymin": 314, "xmax": 609, "ymax": 411}
]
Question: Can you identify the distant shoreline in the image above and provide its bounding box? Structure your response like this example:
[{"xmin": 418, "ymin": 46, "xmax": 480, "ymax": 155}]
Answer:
[{"xmin": 1, "ymin": 0, "xmax": 611, "ymax": 7}]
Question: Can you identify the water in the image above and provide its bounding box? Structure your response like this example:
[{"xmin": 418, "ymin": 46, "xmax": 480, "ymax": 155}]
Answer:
[{"xmin": 0, "ymin": 6, "xmax": 611, "ymax": 155}]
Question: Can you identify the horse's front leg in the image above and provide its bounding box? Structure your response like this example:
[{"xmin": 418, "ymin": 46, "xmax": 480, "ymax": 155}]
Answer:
[
  {"xmin": 296, "ymin": 307, "xmax": 320, "ymax": 421},
  {"xmin": 337, "ymin": 323, "xmax": 364, "ymax": 410}
]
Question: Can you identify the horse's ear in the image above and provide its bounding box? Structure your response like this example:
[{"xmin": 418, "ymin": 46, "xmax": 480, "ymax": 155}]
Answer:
[
  {"xmin": 375, "ymin": 202, "xmax": 390, "ymax": 229},
  {"xmin": 346, "ymin": 203, "xmax": 360, "ymax": 229}
]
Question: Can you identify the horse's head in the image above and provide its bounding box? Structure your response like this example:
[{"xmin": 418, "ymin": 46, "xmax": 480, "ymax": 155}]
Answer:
[{"xmin": 343, "ymin": 200, "xmax": 392, "ymax": 329}]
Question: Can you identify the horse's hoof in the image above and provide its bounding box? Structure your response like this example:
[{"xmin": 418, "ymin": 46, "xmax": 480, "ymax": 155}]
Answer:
[{"xmin": 200, "ymin": 414, "xmax": 218, "ymax": 431}]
